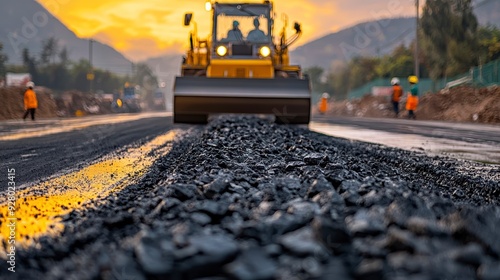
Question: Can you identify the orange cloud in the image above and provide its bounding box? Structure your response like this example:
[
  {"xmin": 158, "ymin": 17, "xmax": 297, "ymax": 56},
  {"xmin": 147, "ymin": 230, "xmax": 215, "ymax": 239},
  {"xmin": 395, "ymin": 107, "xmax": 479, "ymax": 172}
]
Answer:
[{"xmin": 37, "ymin": 0, "xmax": 417, "ymax": 61}]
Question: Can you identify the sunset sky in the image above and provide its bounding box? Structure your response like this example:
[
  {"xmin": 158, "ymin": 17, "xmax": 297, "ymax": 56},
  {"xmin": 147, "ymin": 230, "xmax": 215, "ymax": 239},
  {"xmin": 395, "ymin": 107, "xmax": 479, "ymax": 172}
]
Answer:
[{"xmin": 37, "ymin": 0, "xmax": 419, "ymax": 61}]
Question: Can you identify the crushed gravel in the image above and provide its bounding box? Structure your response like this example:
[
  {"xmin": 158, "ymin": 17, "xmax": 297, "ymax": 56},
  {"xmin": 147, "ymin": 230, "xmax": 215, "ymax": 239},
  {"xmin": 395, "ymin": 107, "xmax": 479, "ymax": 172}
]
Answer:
[{"xmin": 4, "ymin": 116, "xmax": 500, "ymax": 280}]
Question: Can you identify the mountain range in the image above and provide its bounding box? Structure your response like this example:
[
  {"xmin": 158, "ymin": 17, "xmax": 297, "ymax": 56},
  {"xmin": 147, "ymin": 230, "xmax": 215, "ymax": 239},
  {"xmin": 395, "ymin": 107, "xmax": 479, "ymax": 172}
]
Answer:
[
  {"xmin": 1, "ymin": 0, "xmax": 499, "ymax": 78},
  {"xmin": 291, "ymin": 17, "xmax": 416, "ymax": 71},
  {"xmin": 0, "ymin": 0, "xmax": 132, "ymax": 75},
  {"xmin": 291, "ymin": 0, "xmax": 500, "ymax": 70}
]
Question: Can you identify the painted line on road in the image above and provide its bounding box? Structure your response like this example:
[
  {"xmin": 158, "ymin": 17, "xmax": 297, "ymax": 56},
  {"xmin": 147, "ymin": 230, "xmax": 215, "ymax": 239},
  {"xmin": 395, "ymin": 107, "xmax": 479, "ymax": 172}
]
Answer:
[{"xmin": 0, "ymin": 130, "xmax": 178, "ymax": 255}]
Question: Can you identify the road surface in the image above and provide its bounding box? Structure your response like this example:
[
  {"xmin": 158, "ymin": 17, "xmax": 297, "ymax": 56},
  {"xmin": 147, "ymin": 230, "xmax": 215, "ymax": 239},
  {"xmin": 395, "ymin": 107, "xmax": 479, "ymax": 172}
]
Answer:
[
  {"xmin": 311, "ymin": 116, "xmax": 500, "ymax": 165},
  {"xmin": 1, "ymin": 113, "xmax": 498, "ymax": 191},
  {"xmin": 0, "ymin": 112, "xmax": 179, "ymax": 190},
  {"xmin": 0, "ymin": 114, "xmax": 499, "ymax": 279}
]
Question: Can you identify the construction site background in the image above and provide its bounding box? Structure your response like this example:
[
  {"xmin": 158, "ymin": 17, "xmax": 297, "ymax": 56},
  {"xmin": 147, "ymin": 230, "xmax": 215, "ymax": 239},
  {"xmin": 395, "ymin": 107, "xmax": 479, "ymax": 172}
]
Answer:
[
  {"xmin": 2, "ymin": 84, "xmax": 498, "ymax": 125},
  {"xmin": 318, "ymin": 85, "xmax": 500, "ymax": 124},
  {"xmin": 347, "ymin": 58, "xmax": 500, "ymax": 100},
  {"xmin": 0, "ymin": 87, "xmax": 165, "ymax": 121}
]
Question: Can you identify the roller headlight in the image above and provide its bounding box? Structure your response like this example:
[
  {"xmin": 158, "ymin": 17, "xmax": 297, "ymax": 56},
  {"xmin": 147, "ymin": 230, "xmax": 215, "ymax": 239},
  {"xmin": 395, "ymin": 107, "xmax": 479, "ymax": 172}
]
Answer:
[
  {"xmin": 205, "ymin": 1, "xmax": 212, "ymax": 11},
  {"xmin": 259, "ymin": 46, "xmax": 271, "ymax": 57},
  {"xmin": 216, "ymin": 45, "xmax": 228, "ymax": 56}
]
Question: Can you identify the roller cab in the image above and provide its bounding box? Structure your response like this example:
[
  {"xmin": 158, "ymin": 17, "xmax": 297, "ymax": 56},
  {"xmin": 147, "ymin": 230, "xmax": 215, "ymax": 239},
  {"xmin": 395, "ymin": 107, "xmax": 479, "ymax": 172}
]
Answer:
[{"xmin": 174, "ymin": 1, "xmax": 310, "ymax": 124}]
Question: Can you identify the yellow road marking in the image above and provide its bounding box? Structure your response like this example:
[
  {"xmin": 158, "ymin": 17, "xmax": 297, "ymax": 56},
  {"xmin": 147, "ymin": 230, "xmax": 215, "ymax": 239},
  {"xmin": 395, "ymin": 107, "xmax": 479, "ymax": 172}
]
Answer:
[
  {"xmin": 0, "ymin": 112, "xmax": 172, "ymax": 141},
  {"xmin": 0, "ymin": 131, "xmax": 177, "ymax": 255}
]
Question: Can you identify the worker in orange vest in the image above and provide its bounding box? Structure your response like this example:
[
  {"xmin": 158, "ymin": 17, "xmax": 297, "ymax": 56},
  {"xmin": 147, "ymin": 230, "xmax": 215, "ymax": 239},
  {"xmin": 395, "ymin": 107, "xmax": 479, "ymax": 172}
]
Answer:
[
  {"xmin": 23, "ymin": 81, "xmax": 38, "ymax": 121},
  {"xmin": 319, "ymin": 92, "xmax": 330, "ymax": 114},
  {"xmin": 391, "ymin": 78, "xmax": 403, "ymax": 117},
  {"xmin": 406, "ymin": 76, "xmax": 419, "ymax": 120}
]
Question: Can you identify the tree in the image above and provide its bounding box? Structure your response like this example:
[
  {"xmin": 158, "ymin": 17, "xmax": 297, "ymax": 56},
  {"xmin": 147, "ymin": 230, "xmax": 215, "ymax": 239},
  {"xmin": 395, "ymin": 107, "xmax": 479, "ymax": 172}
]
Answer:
[
  {"xmin": 59, "ymin": 47, "xmax": 69, "ymax": 65},
  {"xmin": 374, "ymin": 44, "xmax": 413, "ymax": 78},
  {"xmin": 38, "ymin": 39, "xmax": 68, "ymax": 90},
  {"xmin": 421, "ymin": 0, "xmax": 478, "ymax": 79},
  {"xmin": 323, "ymin": 42, "xmax": 431, "ymax": 100},
  {"xmin": 22, "ymin": 48, "xmax": 39, "ymax": 82},
  {"xmin": 0, "ymin": 42, "xmax": 8, "ymax": 78},
  {"xmin": 347, "ymin": 56, "xmax": 380, "ymax": 90},
  {"xmin": 5, "ymin": 65, "xmax": 27, "ymax": 74},
  {"xmin": 66, "ymin": 59, "xmax": 126, "ymax": 92},
  {"xmin": 8, "ymin": 38, "xmax": 133, "ymax": 93},
  {"xmin": 45, "ymin": 47, "xmax": 71, "ymax": 90},
  {"xmin": 478, "ymin": 26, "xmax": 500, "ymax": 62},
  {"xmin": 420, "ymin": 0, "xmax": 452, "ymax": 80},
  {"xmin": 71, "ymin": 59, "xmax": 92, "ymax": 92},
  {"xmin": 446, "ymin": 0, "xmax": 478, "ymax": 75},
  {"xmin": 94, "ymin": 69, "xmax": 125, "ymax": 93},
  {"xmin": 40, "ymin": 37, "xmax": 59, "ymax": 65}
]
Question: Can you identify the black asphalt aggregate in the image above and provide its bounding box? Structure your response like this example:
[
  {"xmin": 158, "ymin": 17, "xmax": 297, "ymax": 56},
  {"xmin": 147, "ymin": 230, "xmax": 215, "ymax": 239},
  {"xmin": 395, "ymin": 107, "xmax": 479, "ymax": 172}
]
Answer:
[{"xmin": 3, "ymin": 116, "xmax": 499, "ymax": 280}]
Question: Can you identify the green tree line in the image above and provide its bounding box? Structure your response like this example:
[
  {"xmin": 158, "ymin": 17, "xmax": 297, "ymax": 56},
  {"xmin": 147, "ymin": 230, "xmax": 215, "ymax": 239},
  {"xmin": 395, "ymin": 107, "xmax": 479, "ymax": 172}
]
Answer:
[
  {"xmin": 0, "ymin": 42, "xmax": 8, "ymax": 79},
  {"xmin": 0, "ymin": 38, "xmax": 157, "ymax": 93},
  {"xmin": 305, "ymin": 0, "xmax": 500, "ymax": 100}
]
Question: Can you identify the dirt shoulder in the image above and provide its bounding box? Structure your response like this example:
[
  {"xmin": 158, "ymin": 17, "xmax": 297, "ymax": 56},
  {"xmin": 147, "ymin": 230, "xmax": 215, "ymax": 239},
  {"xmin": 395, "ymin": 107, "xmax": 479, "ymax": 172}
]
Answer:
[
  {"xmin": 318, "ymin": 85, "xmax": 500, "ymax": 124},
  {"xmin": 0, "ymin": 87, "xmax": 114, "ymax": 121},
  {"xmin": 0, "ymin": 87, "xmax": 57, "ymax": 121}
]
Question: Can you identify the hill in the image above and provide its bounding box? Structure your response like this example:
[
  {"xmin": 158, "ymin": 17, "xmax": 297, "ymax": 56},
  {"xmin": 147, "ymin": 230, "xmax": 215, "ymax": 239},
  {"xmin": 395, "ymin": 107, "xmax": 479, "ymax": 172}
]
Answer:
[
  {"xmin": 292, "ymin": 0, "xmax": 500, "ymax": 71},
  {"xmin": 291, "ymin": 17, "xmax": 416, "ymax": 71},
  {"xmin": 0, "ymin": 0, "xmax": 132, "ymax": 75}
]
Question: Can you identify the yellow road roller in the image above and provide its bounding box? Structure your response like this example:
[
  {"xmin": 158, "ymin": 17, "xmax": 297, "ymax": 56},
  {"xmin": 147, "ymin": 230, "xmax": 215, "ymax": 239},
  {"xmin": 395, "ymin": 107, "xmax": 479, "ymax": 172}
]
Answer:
[{"xmin": 173, "ymin": 0, "xmax": 311, "ymax": 124}]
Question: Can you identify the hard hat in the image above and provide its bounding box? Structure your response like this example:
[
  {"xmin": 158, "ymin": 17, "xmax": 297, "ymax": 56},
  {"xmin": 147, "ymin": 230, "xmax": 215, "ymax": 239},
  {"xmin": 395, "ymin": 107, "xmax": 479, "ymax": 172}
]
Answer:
[
  {"xmin": 408, "ymin": 75, "xmax": 419, "ymax": 84},
  {"xmin": 233, "ymin": 20, "xmax": 239, "ymax": 27},
  {"xmin": 391, "ymin": 78, "xmax": 400, "ymax": 85},
  {"xmin": 26, "ymin": 81, "xmax": 35, "ymax": 88}
]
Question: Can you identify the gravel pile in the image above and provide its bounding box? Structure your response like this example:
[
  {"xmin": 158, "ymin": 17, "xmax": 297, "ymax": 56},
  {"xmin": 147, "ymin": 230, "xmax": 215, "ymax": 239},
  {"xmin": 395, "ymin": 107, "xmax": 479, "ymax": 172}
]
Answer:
[
  {"xmin": 6, "ymin": 116, "xmax": 500, "ymax": 280},
  {"xmin": 0, "ymin": 86, "xmax": 57, "ymax": 121}
]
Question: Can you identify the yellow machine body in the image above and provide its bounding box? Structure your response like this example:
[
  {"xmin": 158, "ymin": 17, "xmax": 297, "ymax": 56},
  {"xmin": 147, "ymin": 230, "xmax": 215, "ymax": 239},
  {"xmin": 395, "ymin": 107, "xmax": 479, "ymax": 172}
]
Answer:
[
  {"xmin": 208, "ymin": 59, "xmax": 274, "ymax": 78},
  {"xmin": 174, "ymin": 1, "xmax": 310, "ymax": 124}
]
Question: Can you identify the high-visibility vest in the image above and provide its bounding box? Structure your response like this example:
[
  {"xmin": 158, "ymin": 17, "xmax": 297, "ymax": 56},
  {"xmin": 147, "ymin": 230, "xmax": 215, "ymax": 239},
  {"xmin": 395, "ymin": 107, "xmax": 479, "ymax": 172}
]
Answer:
[
  {"xmin": 392, "ymin": 85, "xmax": 403, "ymax": 102},
  {"xmin": 24, "ymin": 89, "xmax": 38, "ymax": 109}
]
